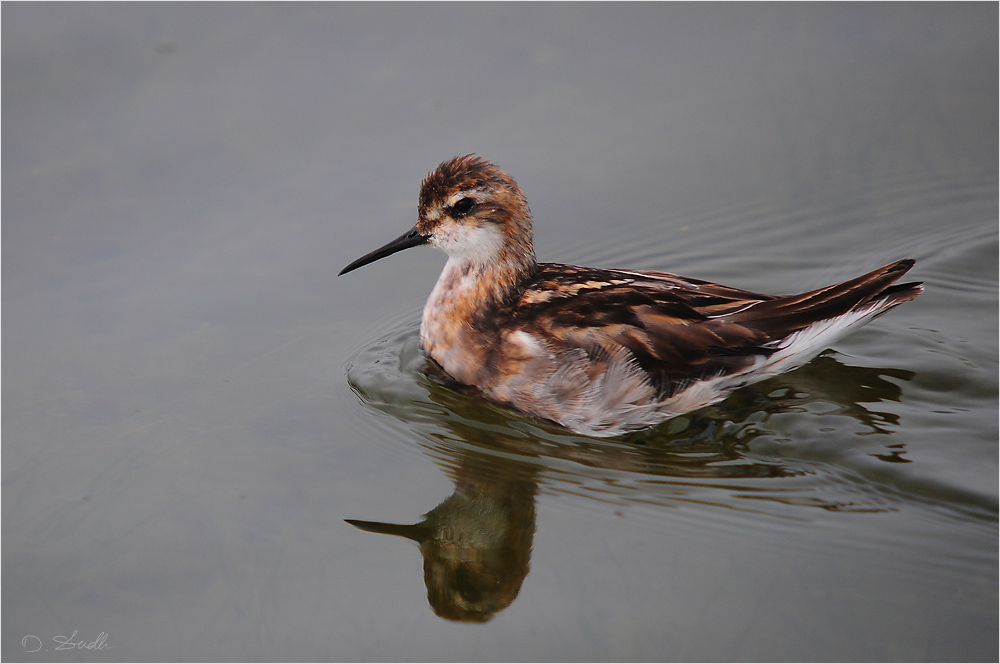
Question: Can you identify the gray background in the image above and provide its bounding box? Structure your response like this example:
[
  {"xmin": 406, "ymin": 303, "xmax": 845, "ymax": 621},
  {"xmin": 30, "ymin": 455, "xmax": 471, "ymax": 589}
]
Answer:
[{"xmin": 4, "ymin": 3, "xmax": 997, "ymax": 661}]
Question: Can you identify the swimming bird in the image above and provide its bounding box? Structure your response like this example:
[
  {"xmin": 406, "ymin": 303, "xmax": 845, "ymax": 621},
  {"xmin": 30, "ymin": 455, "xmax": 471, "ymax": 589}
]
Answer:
[{"xmin": 340, "ymin": 155, "xmax": 922, "ymax": 437}]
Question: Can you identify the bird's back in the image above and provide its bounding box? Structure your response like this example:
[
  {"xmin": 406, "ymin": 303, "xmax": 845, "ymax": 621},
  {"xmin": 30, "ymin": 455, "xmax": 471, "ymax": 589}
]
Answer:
[{"xmin": 484, "ymin": 260, "xmax": 921, "ymax": 436}]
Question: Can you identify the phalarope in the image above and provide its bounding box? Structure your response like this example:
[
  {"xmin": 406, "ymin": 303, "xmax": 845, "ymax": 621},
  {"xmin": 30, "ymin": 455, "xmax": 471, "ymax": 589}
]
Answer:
[{"xmin": 340, "ymin": 155, "xmax": 922, "ymax": 437}]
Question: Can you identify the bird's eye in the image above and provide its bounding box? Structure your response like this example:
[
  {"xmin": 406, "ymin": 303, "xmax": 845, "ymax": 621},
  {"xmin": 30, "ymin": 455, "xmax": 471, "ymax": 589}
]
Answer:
[{"xmin": 451, "ymin": 197, "xmax": 475, "ymax": 217}]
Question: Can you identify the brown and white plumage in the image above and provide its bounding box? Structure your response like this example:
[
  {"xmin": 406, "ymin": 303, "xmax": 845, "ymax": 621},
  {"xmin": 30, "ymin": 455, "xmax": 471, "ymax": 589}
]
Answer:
[{"xmin": 341, "ymin": 155, "xmax": 922, "ymax": 437}]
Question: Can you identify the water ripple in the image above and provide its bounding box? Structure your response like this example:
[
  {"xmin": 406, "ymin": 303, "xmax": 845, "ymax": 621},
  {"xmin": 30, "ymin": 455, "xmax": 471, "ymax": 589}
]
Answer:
[{"xmin": 345, "ymin": 322, "xmax": 995, "ymax": 534}]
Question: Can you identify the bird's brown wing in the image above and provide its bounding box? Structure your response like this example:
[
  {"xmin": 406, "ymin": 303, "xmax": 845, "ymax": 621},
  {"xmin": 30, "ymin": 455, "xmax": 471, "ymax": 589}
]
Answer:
[{"xmin": 509, "ymin": 260, "xmax": 920, "ymax": 394}]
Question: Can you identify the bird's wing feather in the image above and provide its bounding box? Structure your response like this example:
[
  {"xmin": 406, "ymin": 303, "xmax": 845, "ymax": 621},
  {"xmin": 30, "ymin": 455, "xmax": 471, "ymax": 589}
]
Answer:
[{"xmin": 510, "ymin": 260, "xmax": 920, "ymax": 392}]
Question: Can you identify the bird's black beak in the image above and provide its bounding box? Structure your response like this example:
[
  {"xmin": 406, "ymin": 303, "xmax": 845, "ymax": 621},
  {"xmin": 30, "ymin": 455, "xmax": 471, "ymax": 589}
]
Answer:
[{"xmin": 339, "ymin": 226, "xmax": 430, "ymax": 276}]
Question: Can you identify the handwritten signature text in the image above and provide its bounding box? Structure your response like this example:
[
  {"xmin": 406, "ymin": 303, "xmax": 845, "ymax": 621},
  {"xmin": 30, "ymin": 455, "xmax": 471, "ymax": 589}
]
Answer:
[{"xmin": 21, "ymin": 631, "xmax": 117, "ymax": 652}]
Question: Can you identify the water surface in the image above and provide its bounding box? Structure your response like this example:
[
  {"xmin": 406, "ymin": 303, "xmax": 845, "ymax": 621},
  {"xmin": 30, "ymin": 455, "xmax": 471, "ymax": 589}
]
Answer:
[{"xmin": 4, "ymin": 4, "xmax": 996, "ymax": 661}]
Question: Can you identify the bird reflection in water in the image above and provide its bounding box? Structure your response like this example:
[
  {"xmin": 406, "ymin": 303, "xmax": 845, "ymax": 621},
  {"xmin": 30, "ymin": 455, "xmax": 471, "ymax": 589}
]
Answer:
[
  {"xmin": 346, "ymin": 350, "xmax": 915, "ymax": 621},
  {"xmin": 348, "ymin": 455, "xmax": 537, "ymax": 623}
]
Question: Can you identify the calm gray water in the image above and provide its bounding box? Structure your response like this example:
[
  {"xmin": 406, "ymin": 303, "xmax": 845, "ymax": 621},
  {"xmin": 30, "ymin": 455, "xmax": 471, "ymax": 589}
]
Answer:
[{"xmin": 4, "ymin": 4, "xmax": 997, "ymax": 662}]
